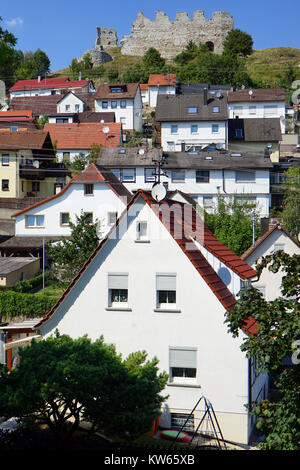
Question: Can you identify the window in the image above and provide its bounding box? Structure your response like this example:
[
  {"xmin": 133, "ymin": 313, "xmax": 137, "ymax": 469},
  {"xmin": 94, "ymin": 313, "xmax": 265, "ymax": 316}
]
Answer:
[
  {"xmin": 1, "ymin": 154, "xmax": 9, "ymax": 166},
  {"xmin": 274, "ymin": 243, "xmax": 285, "ymax": 252},
  {"xmin": 74, "ymin": 104, "xmax": 79, "ymax": 111},
  {"xmin": 203, "ymin": 196, "xmax": 213, "ymax": 209},
  {"xmin": 171, "ymin": 125, "xmax": 178, "ymax": 134},
  {"xmin": 172, "ymin": 170, "xmax": 185, "ymax": 183},
  {"xmin": 188, "ymin": 107, "xmax": 198, "ymax": 114},
  {"xmin": 249, "ymin": 105, "xmax": 256, "ymax": 115},
  {"xmin": 212, "ymin": 124, "xmax": 219, "ymax": 133},
  {"xmin": 63, "ymin": 152, "xmax": 70, "ymax": 162},
  {"xmin": 213, "ymin": 106, "xmax": 220, "ymax": 113},
  {"xmin": 65, "ymin": 105, "xmax": 70, "ymax": 111},
  {"xmin": 32, "ymin": 182, "xmax": 40, "ymax": 192},
  {"xmin": 10, "ymin": 126, "xmax": 18, "ymax": 132},
  {"xmin": 60, "ymin": 212, "xmax": 70, "ymax": 226},
  {"xmin": 111, "ymin": 169, "xmax": 121, "ymax": 180},
  {"xmin": 120, "ymin": 117, "xmax": 126, "ymax": 125},
  {"xmin": 235, "ymin": 129, "xmax": 243, "ymax": 138},
  {"xmin": 120, "ymin": 100, "xmax": 126, "ymax": 108},
  {"xmin": 196, "ymin": 170, "xmax": 209, "ymax": 183},
  {"xmin": 57, "ymin": 118, "xmax": 68, "ymax": 123},
  {"xmin": 167, "ymin": 142, "xmax": 175, "ymax": 151},
  {"xmin": 156, "ymin": 273, "xmax": 176, "ymax": 309},
  {"xmin": 233, "ymin": 105, "xmax": 243, "ymax": 116},
  {"xmin": 122, "ymin": 168, "xmax": 135, "ymax": 182},
  {"xmin": 264, "ymin": 105, "xmax": 277, "ymax": 115},
  {"xmin": 83, "ymin": 212, "xmax": 93, "ymax": 224},
  {"xmin": 111, "ymin": 101, "xmax": 117, "ymax": 109},
  {"xmin": 1, "ymin": 179, "xmax": 9, "ymax": 191},
  {"xmin": 102, "ymin": 101, "xmax": 108, "ymax": 109},
  {"xmin": 25, "ymin": 215, "xmax": 44, "ymax": 227},
  {"xmin": 169, "ymin": 347, "xmax": 197, "ymax": 382},
  {"xmin": 145, "ymin": 168, "xmax": 156, "ymax": 183},
  {"xmin": 108, "ymin": 273, "xmax": 128, "ymax": 307},
  {"xmin": 110, "ymin": 86, "xmax": 123, "ymax": 93},
  {"xmin": 236, "ymin": 170, "xmax": 256, "ymax": 182},
  {"xmin": 171, "ymin": 413, "xmax": 194, "ymax": 432},
  {"xmin": 108, "ymin": 211, "xmax": 118, "ymax": 225},
  {"xmin": 84, "ymin": 184, "xmax": 94, "ymax": 195},
  {"xmin": 191, "ymin": 124, "xmax": 198, "ymax": 134},
  {"xmin": 136, "ymin": 221, "xmax": 148, "ymax": 241}
]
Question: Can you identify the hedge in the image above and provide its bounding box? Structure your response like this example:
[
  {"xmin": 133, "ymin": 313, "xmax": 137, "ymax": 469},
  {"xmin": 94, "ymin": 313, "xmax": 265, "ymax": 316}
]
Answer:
[
  {"xmin": 0, "ymin": 291, "xmax": 57, "ymax": 320},
  {"xmin": 0, "ymin": 271, "xmax": 51, "ymax": 293}
]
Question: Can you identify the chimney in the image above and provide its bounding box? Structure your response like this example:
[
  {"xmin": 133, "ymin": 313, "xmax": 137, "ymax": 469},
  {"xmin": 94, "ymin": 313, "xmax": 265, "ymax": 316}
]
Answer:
[
  {"xmin": 38, "ymin": 76, "xmax": 41, "ymax": 83},
  {"xmin": 203, "ymin": 88, "xmax": 208, "ymax": 105}
]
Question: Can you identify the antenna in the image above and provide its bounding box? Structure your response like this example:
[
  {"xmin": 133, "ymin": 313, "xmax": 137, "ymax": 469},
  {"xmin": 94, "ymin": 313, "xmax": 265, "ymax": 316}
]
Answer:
[{"xmin": 151, "ymin": 183, "xmax": 166, "ymax": 202}]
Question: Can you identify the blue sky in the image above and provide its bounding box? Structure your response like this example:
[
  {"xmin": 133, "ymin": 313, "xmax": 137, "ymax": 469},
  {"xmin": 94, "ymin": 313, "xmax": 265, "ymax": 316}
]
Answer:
[{"xmin": 1, "ymin": 0, "xmax": 300, "ymax": 72}]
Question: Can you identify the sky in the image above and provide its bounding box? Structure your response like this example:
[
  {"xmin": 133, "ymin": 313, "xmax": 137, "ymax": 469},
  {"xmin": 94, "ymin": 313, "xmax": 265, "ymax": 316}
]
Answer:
[{"xmin": 1, "ymin": 0, "xmax": 300, "ymax": 73}]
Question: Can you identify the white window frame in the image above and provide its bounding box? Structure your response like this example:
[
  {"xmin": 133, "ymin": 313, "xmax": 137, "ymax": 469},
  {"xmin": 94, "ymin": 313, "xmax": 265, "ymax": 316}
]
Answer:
[
  {"xmin": 171, "ymin": 170, "xmax": 185, "ymax": 183},
  {"xmin": 171, "ymin": 124, "xmax": 178, "ymax": 135},
  {"xmin": 235, "ymin": 170, "xmax": 256, "ymax": 183},
  {"xmin": 169, "ymin": 347, "xmax": 197, "ymax": 384},
  {"xmin": 25, "ymin": 214, "xmax": 45, "ymax": 228}
]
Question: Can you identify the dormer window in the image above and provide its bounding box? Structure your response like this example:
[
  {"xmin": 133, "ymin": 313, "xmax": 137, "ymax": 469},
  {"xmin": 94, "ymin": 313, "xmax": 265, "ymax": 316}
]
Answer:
[
  {"xmin": 213, "ymin": 106, "xmax": 220, "ymax": 113},
  {"xmin": 235, "ymin": 129, "xmax": 243, "ymax": 138},
  {"xmin": 188, "ymin": 107, "xmax": 198, "ymax": 114},
  {"xmin": 109, "ymin": 85, "xmax": 126, "ymax": 94}
]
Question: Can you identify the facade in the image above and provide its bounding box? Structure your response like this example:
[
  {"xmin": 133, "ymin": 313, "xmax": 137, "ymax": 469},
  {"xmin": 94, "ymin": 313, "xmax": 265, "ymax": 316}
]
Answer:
[
  {"xmin": 147, "ymin": 74, "xmax": 176, "ymax": 108},
  {"xmin": 98, "ymin": 147, "xmax": 273, "ymax": 217},
  {"xmin": 0, "ymin": 130, "xmax": 68, "ymax": 199},
  {"xmin": 56, "ymin": 92, "xmax": 86, "ymax": 114},
  {"xmin": 12, "ymin": 164, "xmax": 132, "ymax": 239},
  {"xmin": 9, "ymin": 77, "xmax": 95, "ymax": 99},
  {"xmin": 155, "ymin": 91, "xmax": 228, "ymax": 152},
  {"xmin": 94, "ymin": 83, "xmax": 143, "ymax": 132},
  {"xmin": 228, "ymin": 89, "xmax": 286, "ymax": 134},
  {"xmin": 33, "ymin": 190, "xmax": 266, "ymax": 445},
  {"xmin": 44, "ymin": 122, "xmax": 122, "ymax": 162},
  {"xmin": 0, "ymin": 257, "xmax": 40, "ymax": 286},
  {"xmin": 242, "ymin": 224, "xmax": 300, "ymax": 301}
]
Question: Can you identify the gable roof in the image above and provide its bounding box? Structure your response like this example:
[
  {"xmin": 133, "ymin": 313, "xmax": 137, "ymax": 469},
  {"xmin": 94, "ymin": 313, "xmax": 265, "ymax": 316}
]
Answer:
[
  {"xmin": 10, "ymin": 77, "xmax": 93, "ymax": 92},
  {"xmin": 0, "ymin": 130, "xmax": 51, "ymax": 150},
  {"xmin": 155, "ymin": 93, "xmax": 228, "ymax": 122},
  {"xmin": 94, "ymin": 83, "xmax": 139, "ymax": 100},
  {"xmin": 35, "ymin": 190, "xmax": 258, "ymax": 335},
  {"xmin": 43, "ymin": 122, "xmax": 122, "ymax": 149},
  {"xmin": 9, "ymin": 95, "xmax": 66, "ymax": 115},
  {"xmin": 11, "ymin": 163, "xmax": 132, "ymax": 218},
  {"xmin": 148, "ymin": 74, "xmax": 176, "ymax": 87},
  {"xmin": 228, "ymin": 88, "xmax": 285, "ymax": 103},
  {"xmin": 228, "ymin": 118, "xmax": 282, "ymax": 142},
  {"xmin": 241, "ymin": 224, "xmax": 300, "ymax": 260}
]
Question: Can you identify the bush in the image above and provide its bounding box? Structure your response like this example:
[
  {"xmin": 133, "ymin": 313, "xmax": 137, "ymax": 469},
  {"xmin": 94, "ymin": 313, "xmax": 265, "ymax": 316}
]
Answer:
[{"xmin": 0, "ymin": 291, "xmax": 56, "ymax": 320}]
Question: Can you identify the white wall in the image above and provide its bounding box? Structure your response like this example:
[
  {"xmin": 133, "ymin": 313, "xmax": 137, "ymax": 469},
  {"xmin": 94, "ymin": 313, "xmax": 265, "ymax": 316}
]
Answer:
[
  {"xmin": 14, "ymin": 182, "xmax": 129, "ymax": 238},
  {"xmin": 161, "ymin": 121, "xmax": 227, "ymax": 151},
  {"xmin": 57, "ymin": 93, "xmax": 85, "ymax": 113},
  {"xmin": 39, "ymin": 198, "xmax": 256, "ymax": 444},
  {"xmin": 228, "ymin": 101, "xmax": 286, "ymax": 134},
  {"xmin": 149, "ymin": 85, "xmax": 176, "ymax": 107},
  {"xmin": 244, "ymin": 229, "xmax": 300, "ymax": 301},
  {"xmin": 95, "ymin": 91, "xmax": 143, "ymax": 132}
]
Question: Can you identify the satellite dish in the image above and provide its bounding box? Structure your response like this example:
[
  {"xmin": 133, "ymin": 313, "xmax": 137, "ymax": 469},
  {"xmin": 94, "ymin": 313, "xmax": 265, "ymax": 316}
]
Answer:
[
  {"xmin": 33, "ymin": 160, "xmax": 40, "ymax": 168},
  {"xmin": 249, "ymin": 89, "xmax": 253, "ymax": 96},
  {"xmin": 102, "ymin": 126, "xmax": 110, "ymax": 133},
  {"xmin": 151, "ymin": 183, "xmax": 166, "ymax": 202},
  {"xmin": 138, "ymin": 148, "xmax": 145, "ymax": 155}
]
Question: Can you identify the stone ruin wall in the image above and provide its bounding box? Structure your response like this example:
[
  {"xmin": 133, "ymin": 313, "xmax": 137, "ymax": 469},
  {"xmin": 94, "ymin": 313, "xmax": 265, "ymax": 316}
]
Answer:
[
  {"xmin": 77, "ymin": 28, "xmax": 118, "ymax": 68},
  {"xmin": 120, "ymin": 10, "xmax": 234, "ymax": 59}
]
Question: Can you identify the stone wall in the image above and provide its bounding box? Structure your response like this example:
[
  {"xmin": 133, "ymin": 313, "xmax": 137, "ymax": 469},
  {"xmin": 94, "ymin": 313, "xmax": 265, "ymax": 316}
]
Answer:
[
  {"xmin": 78, "ymin": 28, "xmax": 118, "ymax": 68},
  {"xmin": 120, "ymin": 10, "xmax": 234, "ymax": 59}
]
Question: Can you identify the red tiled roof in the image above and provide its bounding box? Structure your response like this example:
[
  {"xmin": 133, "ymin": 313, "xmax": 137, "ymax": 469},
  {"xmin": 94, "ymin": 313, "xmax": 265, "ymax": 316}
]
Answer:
[
  {"xmin": 12, "ymin": 163, "xmax": 132, "ymax": 217},
  {"xmin": 35, "ymin": 190, "xmax": 258, "ymax": 335},
  {"xmin": 148, "ymin": 74, "xmax": 176, "ymax": 87},
  {"xmin": 10, "ymin": 77, "xmax": 92, "ymax": 92},
  {"xmin": 43, "ymin": 122, "xmax": 121, "ymax": 149},
  {"xmin": 0, "ymin": 110, "xmax": 33, "ymax": 120},
  {"xmin": 242, "ymin": 224, "xmax": 300, "ymax": 260},
  {"xmin": 140, "ymin": 84, "xmax": 149, "ymax": 90}
]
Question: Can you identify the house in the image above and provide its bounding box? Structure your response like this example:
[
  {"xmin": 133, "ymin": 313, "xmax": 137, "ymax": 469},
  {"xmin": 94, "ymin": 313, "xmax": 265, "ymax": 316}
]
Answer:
[
  {"xmin": 98, "ymin": 147, "xmax": 273, "ymax": 217},
  {"xmin": 0, "ymin": 110, "xmax": 38, "ymax": 131},
  {"xmin": 228, "ymin": 118, "xmax": 282, "ymax": 161},
  {"xmin": 228, "ymin": 89, "xmax": 286, "ymax": 134},
  {"xmin": 11, "ymin": 163, "xmax": 132, "ymax": 239},
  {"xmin": 94, "ymin": 83, "xmax": 143, "ymax": 132},
  {"xmin": 44, "ymin": 122, "xmax": 122, "ymax": 162},
  {"xmin": 140, "ymin": 84, "xmax": 149, "ymax": 106},
  {"xmin": 147, "ymin": 74, "xmax": 176, "ymax": 108},
  {"xmin": 9, "ymin": 95, "xmax": 67, "ymax": 118},
  {"xmin": 31, "ymin": 189, "xmax": 265, "ymax": 445},
  {"xmin": 155, "ymin": 90, "xmax": 228, "ymax": 152},
  {"xmin": 47, "ymin": 111, "xmax": 115, "ymax": 125},
  {"xmin": 242, "ymin": 223, "xmax": 300, "ymax": 301},
  {"xmin": 0, "ymin": 130, "xmax": 69, "ymax": 198},
  {"xmin": 0, "ymin": 197, "xmax": 44, "ymax": 237},
  {"xmin": 176, "ymin": 83, "xmax": 231, "ymax": 96},
  {"xmin": 9, "ymin": 77, "xmax": 95, "ymax": 99},
  {"xmin": 0, "ymin": 257, "xmax": 40, "ymax": 286}
]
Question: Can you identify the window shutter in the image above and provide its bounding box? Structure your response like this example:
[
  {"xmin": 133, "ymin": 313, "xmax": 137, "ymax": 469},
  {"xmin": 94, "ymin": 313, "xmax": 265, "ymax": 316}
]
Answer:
[
  {"xmin": 156, "ymin": 273, "xmax": 176, "ymax": 291},
  {"xmin": 169, "ymin": 348, "xmax": 197, "ymax": 368},
  {"xmin": 108, "ymin": 273, "xmax": 128, "ymax": 289}
]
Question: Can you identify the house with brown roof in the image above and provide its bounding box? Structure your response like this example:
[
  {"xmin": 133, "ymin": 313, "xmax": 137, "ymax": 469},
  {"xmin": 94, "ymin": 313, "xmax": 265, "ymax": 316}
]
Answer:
[
  {"xmin": 228, "ymin": 88, "xmax": 286, "ymax": 134},
  {"xmin": 32, "ymin": 189, "xmax": 266, "ymax": 445},
  {"xmin": 94, "ymin": 83, "xmax": 142, "ymax": 132},
  {"xmin": 44, "ymin": 122, "xmax": 122, "ymax": 163},
  {"xmin": 147, "ymin": 73, "xmax": 176, "ymax": 107},
  {"xmin": 0, "ymin": 130, "xmax": 69, "ymax": 199},
  {"xmin": 242, "ymin": 223, "xmax": 300, "ymax": 301}
]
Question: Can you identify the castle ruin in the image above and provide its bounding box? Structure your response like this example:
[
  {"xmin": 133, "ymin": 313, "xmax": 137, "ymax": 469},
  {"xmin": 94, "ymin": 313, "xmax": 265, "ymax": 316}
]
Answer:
[
  {"xmin": 78, "ymin": 28, "xmax": 118, "ymax": 68},
  {"xmin": 120, "ymin": 10, "xmax": 234, "ymax": 59}
]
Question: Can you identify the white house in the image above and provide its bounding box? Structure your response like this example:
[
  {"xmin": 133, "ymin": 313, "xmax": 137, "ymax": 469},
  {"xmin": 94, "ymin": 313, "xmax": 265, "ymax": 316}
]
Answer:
[
  {"xmin": 242, "ymin": 223, "xmax": 300, "ymax": 301},
  {"xmin": 56, "ymin": 92, "xmax": 86, "ymax": 114},
  {"xmin": 147, "ymin": 74, "xmax": 176, "ymax": 108},
  {"xmin": 12, "ymin": 164, "xmax": 132, "ymax": 239},
  {"xmin": 98, "ymin": 147, "xmax": 274, "ymax": 218},
  {"xmin": 33, "ymin": 190, "xmax": 267, "ymax": 445},
  {"xmin": 9, "ymin": 77, "xmax": 95, "ymax": 99},
  {"xmin": 228, "ymin": 89, "xmax": 286, "ymax": 134},
  {"xmin": 155, "ymin": 91, "xmax": 228, "ymax": 152},
  {"xmin": 94, "ymin": 83, "xmax": 143, "ymax": 132}
]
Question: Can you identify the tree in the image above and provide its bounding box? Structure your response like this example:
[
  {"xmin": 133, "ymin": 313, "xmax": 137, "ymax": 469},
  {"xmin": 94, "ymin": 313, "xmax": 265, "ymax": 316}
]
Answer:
[
  {"xmin": 0, "ymin": 334, "xmax": 168, "ymax": 439},
  {"xmin": 37, "ymin": 114, "xmax": 49, "ymax": 129},
  {"xmin": 205, "ymin": 194, "xmax": 260, "ymax": 256},
  {"xmin": 223, "ymin": 29, "xmax": 253, "ymax": 57},
  {"xmin": 48, "ymin": 212, "xmax": 100, "ymax": 281},
  {"xmin": 32, "ymin": 48, "xmax": 50, "ymax": 76},
  {"xmin": 281, "ymin": 167, "xmax": 300, "ymax": 239},
  {"xmin": 0, "ymin": 17, "xmax": 22, "ymax": 87},
  {"xmin": 225, "ymin": 251, "xmax": 300, "ymax": 450},
  {"xmin": 142, "ymin": 48, "xmax": 166, "ymax": 69}
]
